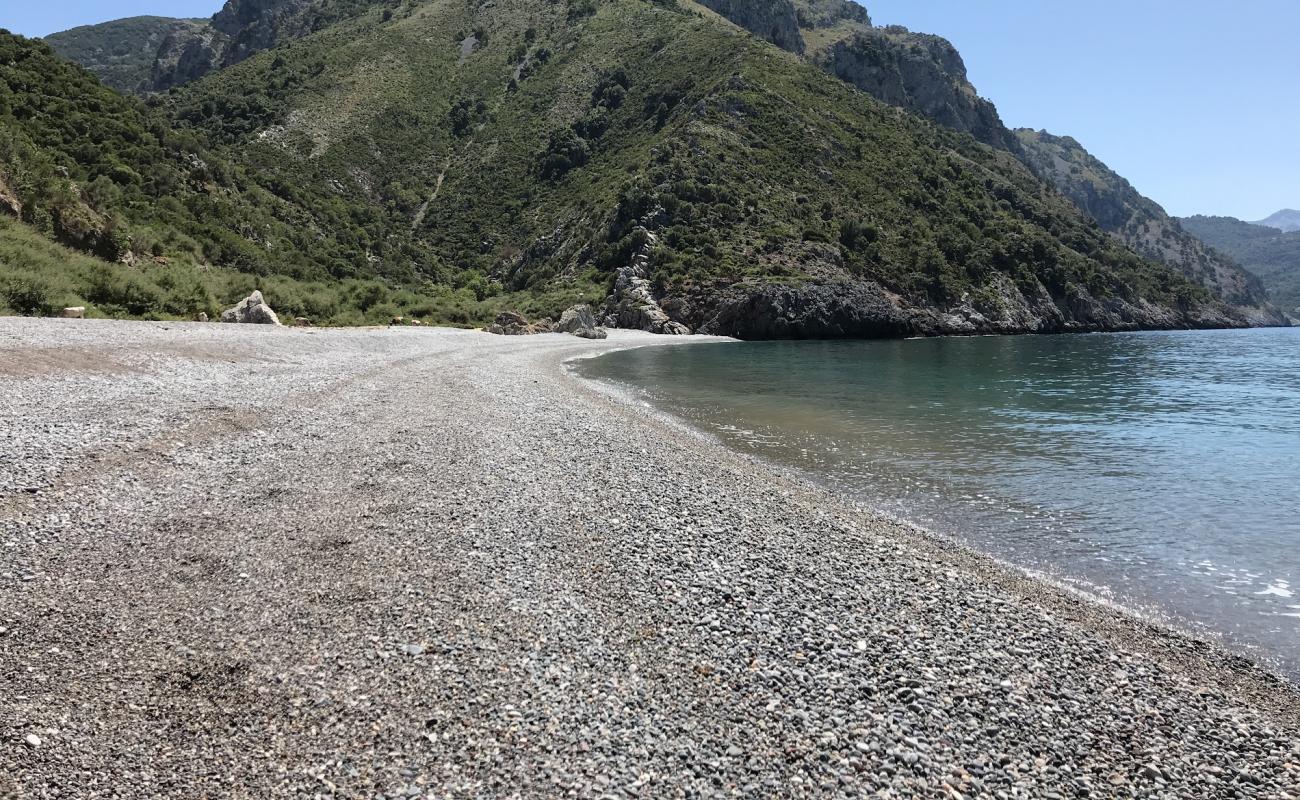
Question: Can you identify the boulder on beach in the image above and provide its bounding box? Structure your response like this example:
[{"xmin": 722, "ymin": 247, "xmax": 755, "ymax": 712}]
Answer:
[
  {"xmin": 220, "ymin": 291, "xmax": 281, "ymax": 325},
  {"xmin": 556, "ymin": 304, "xmax": 608, "ymax": 339},
  {"xmin": 486, "ymin": 311, "xmax": 550, "ymax": 335}
]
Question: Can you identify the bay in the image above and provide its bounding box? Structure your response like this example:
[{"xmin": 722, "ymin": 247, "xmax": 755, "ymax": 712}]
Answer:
[{"xmin": 579, "ymin": 328, "xmax": 1300, "ymax": 678}]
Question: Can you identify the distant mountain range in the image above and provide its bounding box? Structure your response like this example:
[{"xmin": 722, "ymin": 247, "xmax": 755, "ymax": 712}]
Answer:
[
  {"xmin": 1180, "ymin": 215, "xmax": 1300, "ymax": 316},
  {"xmin": 1251, "ymin": 209, "xmax": 1300, "ymax": 233},
  {"xmin": 3, "ymin": 0, "xmax": 1286, "ymax": 332}
]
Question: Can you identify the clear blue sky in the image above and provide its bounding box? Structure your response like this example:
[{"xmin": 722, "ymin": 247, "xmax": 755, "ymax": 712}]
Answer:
[{"xmin": 4, "ymin": 1, "xmax": 1296, "ymax": 220}]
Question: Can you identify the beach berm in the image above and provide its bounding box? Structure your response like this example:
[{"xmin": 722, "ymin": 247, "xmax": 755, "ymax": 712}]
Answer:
[{"xmin": 1, "ymin": 318, "xmax": 1297, "ymax": 797}]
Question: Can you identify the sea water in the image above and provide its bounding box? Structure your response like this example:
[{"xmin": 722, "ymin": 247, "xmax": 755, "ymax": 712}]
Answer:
[{"xmin": 579, "ymin": 328, "xmax": 1300, "ymax": 679}]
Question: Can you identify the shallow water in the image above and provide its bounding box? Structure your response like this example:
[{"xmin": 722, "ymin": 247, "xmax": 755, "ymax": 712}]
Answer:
[{"xmin": 579, "ymin": 328, "xmax": 1300, "ymax": 679}]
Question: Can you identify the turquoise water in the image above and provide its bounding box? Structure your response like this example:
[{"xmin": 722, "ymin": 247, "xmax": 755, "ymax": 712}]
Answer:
[{"xmin": 579, "ymin": 328, "xmax": 1300, "ymax": 679}]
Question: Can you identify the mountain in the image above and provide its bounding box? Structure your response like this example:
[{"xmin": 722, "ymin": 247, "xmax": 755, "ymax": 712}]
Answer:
[
  {"xmin": 680, "ymin": 0, "xmax": 1283, "ymax": 325},
  {"xmin": 43, "ymin": 17, "xmax": 209, "ymax": 94},
  {"xmin": 4, "ymin": 0, "xmax": 1276, "ymax": 335},
  {"xmin": 1013, "ymin": 130, "xmax": 1278, "ymax": 322},
  {"xmin": 1251, "ymin": 209, "xmax": 1300, "ymax": 233},
  {"xmin": 0, "ymin": 28, "xmax": 580, "ymax": 324},
  {"xmin": 1180, "ymin": 215, "xmax": 1300, "ymax": 316},
  {"xmin": 44, "ymin": 1, "xmax": 392, "ymax": 94}
]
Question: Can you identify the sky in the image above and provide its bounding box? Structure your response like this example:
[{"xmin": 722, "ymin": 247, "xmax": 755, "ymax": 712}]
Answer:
[{"xmin": 4, "ymin": 1, "xmax": 1296, "ymax": 220}]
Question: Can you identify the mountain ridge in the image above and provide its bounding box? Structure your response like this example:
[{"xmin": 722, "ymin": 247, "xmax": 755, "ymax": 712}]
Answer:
[
  {"xmin": 1251, "ymin": 209, "xmax": 1300, "ymax": 233},
  {"xmin": 5, "ymin": 0, "xmax": 1285, "ymax": 333},
  {"xmin": 1180, "ymin": 215, "xmax": 1300, "ymax": 317}
]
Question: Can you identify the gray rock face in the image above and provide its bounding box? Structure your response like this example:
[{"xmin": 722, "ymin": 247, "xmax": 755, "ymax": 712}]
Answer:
[
  {"xmin": 151, "ymin": 0, "xmax": 320, "ymax": 90},
  {"xmin": 677, "ymin": 275, "xmax": 1246, "ymax": 340},
  {"xmin": 603, "ymin": 228, "xmax": 692, "ymax": 336},
  {"xmin": 556, "ymin": 305, "xmax": 608, "ymax": 340},
  {"xmin": 486, "ymin": 311, "xmax": 549, "ymax": 336},
  {"xmin": 1015, "ymin": 130, "xmax": 1288, "ymax": 325},
  {"xmin": 220, "ymin": 290, "xmax": 281, "ymax": 325},
  {"xmin": 150, "ymin": 23, "xmax": 226, "ymax": 91},
  {"xmin": 792, "ymin": 0, "xmax": 871, "ymax": 28},
  {"xmin": 696, "ymin": 0, "xmax": 805, "ymax": 55},
  {"xmin": 815, "ymin": 27, "xmax": 1022, "ymax": 153}
]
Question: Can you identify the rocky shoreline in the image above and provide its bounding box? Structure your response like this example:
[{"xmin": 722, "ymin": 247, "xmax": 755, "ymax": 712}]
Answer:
[{"xmin": 1, "ymin": 318, "xmax": 1297, "ymax": 797}]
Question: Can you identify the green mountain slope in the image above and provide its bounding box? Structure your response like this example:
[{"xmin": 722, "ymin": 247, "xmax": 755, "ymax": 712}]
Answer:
[
  {"xmin": 4, "ymin": 1, "xmax": 1268, "ymax": 335},
  {"xmin": 43, "ymin": 16, "xmax": 209, "ymax": 94},
  {"xmin": 1014, "ymin": 130, "xmax": 1278, "ymax": 322},
  {"xmin": 0, "ymin": 29, "xmax": 588, "ymax": 324},
  {"xmin": 669, "ymin": 0, "xmax": 1283, "ymax": 324},
  {"xmin": 155, "ymin": 0, "xmax": 1251, "ymax": 336},
  {"xmin": 41, "ymin": 0, "xmax": 1288, "ymax": 329},
  {"xmin": 1180, "ymin": 215, "xmax": 1300, "ymax": 316}
]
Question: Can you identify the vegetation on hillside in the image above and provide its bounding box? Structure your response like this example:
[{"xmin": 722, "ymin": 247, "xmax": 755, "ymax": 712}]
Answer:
[
  {"xmin": 43, "ymin": 16, "xmax": 207, "ymax": 94},
  {"xmin": 163, "ymin": 0, "xmax": 1207, "ymax": 305},
  {"xmin": 1181, "ymin": 216, "xmax": 1300, "ymax": 314},
  {"xmin": 1, "ymin": 0, "xmax": 1224, "ymax": 329}
]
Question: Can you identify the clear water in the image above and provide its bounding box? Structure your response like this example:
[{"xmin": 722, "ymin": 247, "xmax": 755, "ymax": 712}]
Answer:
[{"xmin": 579, "ymin": 328, "xmax": 1300, "ymax": 679}]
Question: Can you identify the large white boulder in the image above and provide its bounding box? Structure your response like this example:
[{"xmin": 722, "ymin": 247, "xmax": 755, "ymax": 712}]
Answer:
[{"xmin": 220, "ymin": 291, "xmax": 281, "ymax": 325}]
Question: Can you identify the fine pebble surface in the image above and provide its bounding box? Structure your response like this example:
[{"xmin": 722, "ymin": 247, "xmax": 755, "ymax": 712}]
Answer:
[{"xmin": 1, "ymin": 318, "xmax": 1297, "ymax": 799}]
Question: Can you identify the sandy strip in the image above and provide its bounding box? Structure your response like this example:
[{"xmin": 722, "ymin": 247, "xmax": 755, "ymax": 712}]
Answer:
[{"xmin": 1, "ymin": 318, "xmax": 1297, "ymax": 798}]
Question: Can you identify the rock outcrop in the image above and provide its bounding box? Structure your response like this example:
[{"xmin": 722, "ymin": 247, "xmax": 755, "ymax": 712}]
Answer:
[
  {"xmin": 486, "ymin": 311, "xmax": 550, "ymax": 336},
  {"xmin": 813, "ymin": 27, "xmax": 1023, "ymax": 153},
  {"xmin": 0, "ymin": 176, "xmax": 22, "ymax": 218},
  {"xmin": 556, "ymin": 305, "xmax": 608, "ymax": 339},
  {"xmin": 152, "ymin": 0, "xmax": 323, "ymax": 90},
  {"xmin": 220, "ymin": 290, "xmax": 281, "ymax": 324},
  {"xmin": 697, "ymin": 0, "xmax": 805, "ymax": 55},
  {"xmin": 603, "ymin": 229, "xmax": 691, "ymax": 336},
  {"xmin": 677, "ymin": 275, "xmax": 1245, "ymax": 340}
]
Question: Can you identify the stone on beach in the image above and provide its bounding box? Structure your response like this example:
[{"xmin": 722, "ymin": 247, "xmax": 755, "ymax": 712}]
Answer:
[
  {"xmin": 220, "ymin": 290, "xmax": 281, "ymax": 325},
  {"xmin": 556, "ymin": 304, "xmax": 608, "ymax": 339},
  {"xmin": 485, "ymin": 310, "xmax": 550, "ymax": 335}
]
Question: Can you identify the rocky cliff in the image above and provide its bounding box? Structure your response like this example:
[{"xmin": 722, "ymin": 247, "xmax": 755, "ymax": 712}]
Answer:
[
  {"xmin": 1016, "ymin": 130, "xmax": 1284, "ymax": 324},
  {"xmin": 674, "ymin": 275, "xmax": 1245, "ymax": 340},
  {"xmin": 812, "ymin": 27, "xmax": 1022, "ymax": 153},
  {"xmin": 44, "ymin": 17, "xmax": 209, "ymax": 94},
  {"xmin": 151, "ymin": 0, "xmax": 359, "ymax": 90},
  {"xmin": 695, "ymin": 0, "xmax": 806, "ymax": 54}
]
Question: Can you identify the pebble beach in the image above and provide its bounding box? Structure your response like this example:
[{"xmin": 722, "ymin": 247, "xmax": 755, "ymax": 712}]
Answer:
[{"xmin": 1, "ymin": 318, "xmax": 1298, "ymax": 798}]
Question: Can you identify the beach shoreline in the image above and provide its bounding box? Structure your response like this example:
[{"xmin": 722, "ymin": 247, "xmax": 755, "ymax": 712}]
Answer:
[{"xmin": 2, "ymin": 318, "xmax": 1297, "ymax": 797}]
